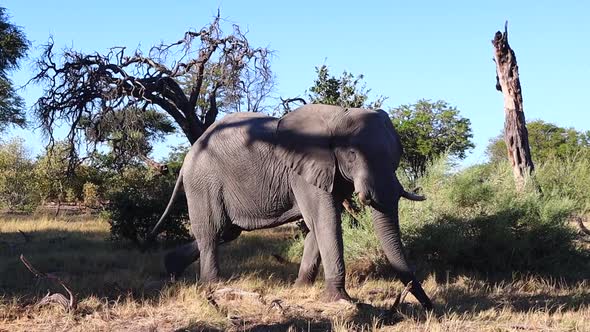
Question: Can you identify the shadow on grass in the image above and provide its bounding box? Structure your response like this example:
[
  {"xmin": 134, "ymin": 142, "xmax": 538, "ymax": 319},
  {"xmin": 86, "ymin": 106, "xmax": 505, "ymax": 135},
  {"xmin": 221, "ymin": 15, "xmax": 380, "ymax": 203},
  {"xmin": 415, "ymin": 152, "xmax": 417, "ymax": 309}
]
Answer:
[
  {"xmin": 436, "ymin": 282, "xmax": 590, "ymax": 315},
  {"xmin": 0, "ymin": 225, "xmax": 301, "ymax": 300},
  {"xmin": 177, "ymin": 318, "xmax": 333, "ymax": 332},
  {"xmin": 0, "ymin": 226, "xmax": 161, "ymax": 299},
  {"xmin": 176, "ymin": 301, "xmax": 407, "ymax": 332},
  {"xmin": 2, "ymin": 221, "xmax": 589, "ymax": 330}
]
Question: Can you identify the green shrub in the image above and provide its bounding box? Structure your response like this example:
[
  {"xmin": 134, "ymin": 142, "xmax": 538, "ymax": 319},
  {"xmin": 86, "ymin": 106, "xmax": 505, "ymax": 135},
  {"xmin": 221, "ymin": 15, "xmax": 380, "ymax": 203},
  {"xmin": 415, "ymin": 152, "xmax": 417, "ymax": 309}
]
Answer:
[
  {"xmin": 402, "ymin": 159, "xmax": 589, "ymax": 276},
  {"xmin": 534, "ymin": 154, "xmax": 590, "ymax": 213},
  {"xmin": 0, "ymin": 139, "xmax": 40, "ymax": 212},
  {"xmin": 105, "ymin": 166, "xmax": 191, "ymax": 248}
]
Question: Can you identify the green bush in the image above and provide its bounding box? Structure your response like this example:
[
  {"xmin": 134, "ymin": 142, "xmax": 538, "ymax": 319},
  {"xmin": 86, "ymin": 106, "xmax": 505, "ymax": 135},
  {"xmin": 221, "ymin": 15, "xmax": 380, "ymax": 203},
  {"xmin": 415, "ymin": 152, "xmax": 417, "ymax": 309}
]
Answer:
[
  {"xmin": 105, "ymin": 166, "xmax": 191, "ymax": 248},
  {"xmin": 403, "ymin": 159, "xmax": 589, "ymax": 277},
  {"xmin": 534, "ymin": 154, "xmax": 590, "ymax": 213}
]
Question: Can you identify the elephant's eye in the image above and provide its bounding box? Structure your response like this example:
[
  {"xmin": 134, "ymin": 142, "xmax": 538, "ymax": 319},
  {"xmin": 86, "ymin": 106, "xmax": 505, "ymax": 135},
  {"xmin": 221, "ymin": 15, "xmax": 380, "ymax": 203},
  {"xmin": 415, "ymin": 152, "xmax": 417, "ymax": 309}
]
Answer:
[{"xmin": 348, "ymin": 149, "xmax": 357, "ymax": 162}]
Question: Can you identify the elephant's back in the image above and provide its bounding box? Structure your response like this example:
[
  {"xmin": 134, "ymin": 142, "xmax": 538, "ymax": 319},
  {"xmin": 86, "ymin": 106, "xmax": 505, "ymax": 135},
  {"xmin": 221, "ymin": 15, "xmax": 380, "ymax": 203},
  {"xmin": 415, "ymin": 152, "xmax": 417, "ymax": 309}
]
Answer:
[
  {"xmin": 184, "ymin": 112, "xmax": 280, "ymax": 179},
  {"xmin": 198, "ymin": 112, "xmax": 277, "ymax": 149}
]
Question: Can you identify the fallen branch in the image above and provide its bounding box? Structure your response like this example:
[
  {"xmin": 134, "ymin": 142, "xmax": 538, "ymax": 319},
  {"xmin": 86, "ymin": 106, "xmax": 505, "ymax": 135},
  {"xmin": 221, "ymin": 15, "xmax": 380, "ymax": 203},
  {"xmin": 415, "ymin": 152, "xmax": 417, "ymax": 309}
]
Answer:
[
  {"xmin": 213, "ymin": 287, "xmax": 265, "ymax": 303},
  {"xmin": 20, "ymin": 254, "xmax": 77, "ymax": 311},
  {"xmin": 18, "ymin": 230, "xmax": 32, "ymax": 243},
  {"xmin": 575, "ymin": 215, "xmax": 590, "ymax": 237},
  {"xmin": 391, "ymin": 281, "xmax": 413, "ymax": 311},
  {"xmin": 269, "ymin": 299, "xmax": 285, "ymax": 315}
]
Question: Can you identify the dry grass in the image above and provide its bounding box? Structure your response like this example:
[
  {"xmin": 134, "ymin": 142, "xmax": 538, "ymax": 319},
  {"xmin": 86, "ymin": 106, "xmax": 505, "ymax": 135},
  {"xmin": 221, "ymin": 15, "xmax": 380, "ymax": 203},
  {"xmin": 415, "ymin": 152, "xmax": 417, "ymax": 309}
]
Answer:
[{"xmin": 1, "ymin": 217, "xmax": 589, "ymax": 331}]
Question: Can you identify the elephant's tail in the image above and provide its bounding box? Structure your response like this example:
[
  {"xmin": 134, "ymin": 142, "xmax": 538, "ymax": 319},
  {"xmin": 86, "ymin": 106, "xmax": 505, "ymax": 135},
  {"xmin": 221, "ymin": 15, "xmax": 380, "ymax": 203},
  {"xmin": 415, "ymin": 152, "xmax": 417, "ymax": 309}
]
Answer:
[{"xmin": 142, "ymin": 169, "xmax": 184, "ymax": 250}]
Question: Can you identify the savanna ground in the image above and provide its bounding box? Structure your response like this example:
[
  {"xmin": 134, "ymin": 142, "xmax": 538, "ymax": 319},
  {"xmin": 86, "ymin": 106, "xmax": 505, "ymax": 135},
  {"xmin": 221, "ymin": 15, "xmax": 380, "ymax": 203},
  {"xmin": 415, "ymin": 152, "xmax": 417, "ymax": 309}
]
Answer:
[{"xmin": 1, "ymin": 215, "xmax": 589, "ymax": 332}]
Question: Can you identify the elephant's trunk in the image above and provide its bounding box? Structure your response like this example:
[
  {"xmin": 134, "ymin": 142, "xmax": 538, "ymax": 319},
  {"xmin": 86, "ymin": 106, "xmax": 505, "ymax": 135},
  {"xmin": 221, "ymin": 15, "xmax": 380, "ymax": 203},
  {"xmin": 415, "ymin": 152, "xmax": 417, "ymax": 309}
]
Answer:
[{"xmin": 371, "ymin": 204, "xmax": 433, "ymax": 310}]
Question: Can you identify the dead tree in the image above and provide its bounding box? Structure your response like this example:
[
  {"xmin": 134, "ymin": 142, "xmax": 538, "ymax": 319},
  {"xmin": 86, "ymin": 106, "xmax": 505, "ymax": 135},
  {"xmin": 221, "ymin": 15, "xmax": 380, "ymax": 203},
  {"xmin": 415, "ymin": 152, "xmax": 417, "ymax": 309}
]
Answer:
[
  {"xmin": 31, "ymin": 13, "xmax": 273, "ymax": 170},
  {"xmin": 492, "ymin": 22, "xmax": 534, "ymax": 191}
]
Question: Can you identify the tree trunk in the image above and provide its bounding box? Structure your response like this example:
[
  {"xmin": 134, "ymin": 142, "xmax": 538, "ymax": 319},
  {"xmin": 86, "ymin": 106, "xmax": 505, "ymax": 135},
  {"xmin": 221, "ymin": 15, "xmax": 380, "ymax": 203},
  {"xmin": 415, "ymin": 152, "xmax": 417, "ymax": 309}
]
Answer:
[{"xmin": 492, "ymin": 22, "xmax": 534, "ymax": 191}]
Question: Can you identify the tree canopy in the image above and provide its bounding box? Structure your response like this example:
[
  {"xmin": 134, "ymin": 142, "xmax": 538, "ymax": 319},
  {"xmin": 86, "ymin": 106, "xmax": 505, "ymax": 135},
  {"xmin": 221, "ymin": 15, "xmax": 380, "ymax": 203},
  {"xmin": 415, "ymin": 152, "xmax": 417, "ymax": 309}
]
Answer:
[
  {"xmin": 32, "ymin": 14, "xmax": 273, "ymax": 168},
  {"xmin": 486, "ymin": 120, "xmax": 590, "ymax": 164},
  {"xmin": 0, "ymin": 7, "xmax": 29, "ymax": 133},
  {"xmin": 391, "ymin": 99, "xmax": 474, "ymax": 182},
  {"xmin": 305, "ymin": 64, "xmax": 385, "ymax": 109}
]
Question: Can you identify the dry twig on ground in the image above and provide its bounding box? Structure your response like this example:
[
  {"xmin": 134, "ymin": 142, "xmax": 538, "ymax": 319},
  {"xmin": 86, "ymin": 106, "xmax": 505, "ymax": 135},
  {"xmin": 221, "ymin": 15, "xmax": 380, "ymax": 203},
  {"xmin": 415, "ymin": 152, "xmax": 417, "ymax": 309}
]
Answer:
[{"xmin": 19, "ymin": 254, "xmax": 77, "ymax": 311}]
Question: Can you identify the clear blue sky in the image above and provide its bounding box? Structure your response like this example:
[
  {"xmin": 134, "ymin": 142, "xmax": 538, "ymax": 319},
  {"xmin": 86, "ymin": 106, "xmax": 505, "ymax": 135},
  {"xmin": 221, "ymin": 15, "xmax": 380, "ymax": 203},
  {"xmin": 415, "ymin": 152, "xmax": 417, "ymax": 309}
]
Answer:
[{"xmin": 3, "ymin": 0, "xmax": 589, "ymax": 165}]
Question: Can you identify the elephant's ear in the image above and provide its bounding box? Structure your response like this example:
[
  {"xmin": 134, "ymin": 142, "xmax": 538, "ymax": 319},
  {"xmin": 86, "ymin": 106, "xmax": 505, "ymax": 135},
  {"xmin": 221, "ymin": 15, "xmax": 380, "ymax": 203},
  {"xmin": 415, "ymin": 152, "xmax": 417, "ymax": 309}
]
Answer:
[{"xmin": 274, "ymin": 104, "xmax": 341, "ymax": 192}]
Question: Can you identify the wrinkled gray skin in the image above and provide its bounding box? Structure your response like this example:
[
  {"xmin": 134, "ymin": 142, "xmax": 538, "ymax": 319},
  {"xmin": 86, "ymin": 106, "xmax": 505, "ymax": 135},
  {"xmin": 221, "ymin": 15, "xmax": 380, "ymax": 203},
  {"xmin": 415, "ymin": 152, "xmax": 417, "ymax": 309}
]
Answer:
[{"xmin": 148, "ymin": 104, "xmax": 433, "ymax": 310}]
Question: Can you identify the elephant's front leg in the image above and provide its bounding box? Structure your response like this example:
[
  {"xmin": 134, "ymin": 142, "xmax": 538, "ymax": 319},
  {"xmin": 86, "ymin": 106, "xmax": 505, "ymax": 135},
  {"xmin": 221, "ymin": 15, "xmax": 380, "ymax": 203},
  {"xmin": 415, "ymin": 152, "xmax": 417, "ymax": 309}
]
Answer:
[
  {"xmin": 294, "ymin": 231, "xmax": 321, "ymax": 286},
  {"xmin": 293, "ymin": 181, "xmax": 351, "ymax": 302}
]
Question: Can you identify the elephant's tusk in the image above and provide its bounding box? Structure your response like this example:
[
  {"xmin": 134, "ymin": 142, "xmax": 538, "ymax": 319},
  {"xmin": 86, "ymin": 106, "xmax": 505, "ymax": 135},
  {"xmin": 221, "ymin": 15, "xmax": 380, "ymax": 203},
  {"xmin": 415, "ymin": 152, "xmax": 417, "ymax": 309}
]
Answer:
[{"xmin": 401, "ymin": 190, "xmax": 426, "ymax": 201}]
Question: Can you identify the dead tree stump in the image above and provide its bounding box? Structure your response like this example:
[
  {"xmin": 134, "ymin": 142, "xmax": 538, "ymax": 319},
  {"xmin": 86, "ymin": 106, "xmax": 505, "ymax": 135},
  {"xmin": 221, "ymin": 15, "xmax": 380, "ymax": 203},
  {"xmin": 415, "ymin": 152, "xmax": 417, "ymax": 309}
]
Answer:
[{"xmin": 492, "ymin": 22, "xmax": 534, "ymax": 191}]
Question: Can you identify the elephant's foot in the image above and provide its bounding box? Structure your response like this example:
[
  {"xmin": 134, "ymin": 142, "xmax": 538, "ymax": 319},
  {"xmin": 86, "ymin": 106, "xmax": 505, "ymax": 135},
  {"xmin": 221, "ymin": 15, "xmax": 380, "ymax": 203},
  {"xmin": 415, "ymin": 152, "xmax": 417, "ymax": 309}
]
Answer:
[
  {"xmin": 322, "ymin": 278, "xmax": 353, "ymax": 302},
  {"xmin": 294, "ymin": 277, "xmax": 314, "ymax": 287},
  {"xmin": 164, "ymin": 241, "xmax": 200, "ymax": 280},
  {"xmin": 294, "ymin": 268, "xmax": 318, "ymax": 287},
  {"xmin": 322, "ymin": 287, "xmax": 352, "ymax": 302},
  {"xmin": 198, "ymin": 274, "xmax": 220, "ymax": 284},
  {"xmin": 164, "ymin": 251, "xmax": 191, "ymax": 280}
]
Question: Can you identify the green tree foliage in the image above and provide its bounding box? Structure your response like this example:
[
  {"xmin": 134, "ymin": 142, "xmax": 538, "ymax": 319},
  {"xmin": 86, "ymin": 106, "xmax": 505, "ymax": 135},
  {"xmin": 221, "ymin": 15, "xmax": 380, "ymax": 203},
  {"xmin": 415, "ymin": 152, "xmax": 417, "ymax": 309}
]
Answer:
[
  {"xmin": 0, "ymin": 138, "xmax": 39, "ymax": 211},
  {"xmin": 105, "ymin": 149, "xmax": 190, "ymax": 246},
  {"xmin": 35, "ymin": 142, "xmax": 101, "ymax": 204},
  {"xmin": 391, "ymin": 99, "xmax": 474, "ymax": 182},
  {"xmin": 35, "ymin": 143, "xmax": 70, "ymax": 204},
  {"xmin": 307, "ymin": 65, "xmax": 385, "ymax": 109},
  {"xmin": 84, "ymin": 107, "xmax": 176, "ymax": 170},
  {"xmin": 486, "ymin": 120, "xmax": 590, "ymax": 164},
  {"xmin": 0, "ymin": 7, "xmax": 29, "ymax": 132},
  {"xmin": 82, "ymin": 182, "xmax": 100, "ymax": 209}
]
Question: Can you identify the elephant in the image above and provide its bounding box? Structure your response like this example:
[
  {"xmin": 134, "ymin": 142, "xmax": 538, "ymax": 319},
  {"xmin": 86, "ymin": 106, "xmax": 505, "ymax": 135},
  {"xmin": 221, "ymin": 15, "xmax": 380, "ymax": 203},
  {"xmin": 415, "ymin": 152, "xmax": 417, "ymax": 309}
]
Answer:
[{"xmin": 147, "ymin": 104, "xmax": 433, "ymax": 310}]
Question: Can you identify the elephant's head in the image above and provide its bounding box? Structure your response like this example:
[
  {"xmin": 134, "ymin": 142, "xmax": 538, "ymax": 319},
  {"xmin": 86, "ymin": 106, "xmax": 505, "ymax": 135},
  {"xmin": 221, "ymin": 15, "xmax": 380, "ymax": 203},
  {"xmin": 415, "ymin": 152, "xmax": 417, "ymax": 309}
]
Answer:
[{"xmin": 275, "ymin": 104, "xmax": 433, "ymax": 310}]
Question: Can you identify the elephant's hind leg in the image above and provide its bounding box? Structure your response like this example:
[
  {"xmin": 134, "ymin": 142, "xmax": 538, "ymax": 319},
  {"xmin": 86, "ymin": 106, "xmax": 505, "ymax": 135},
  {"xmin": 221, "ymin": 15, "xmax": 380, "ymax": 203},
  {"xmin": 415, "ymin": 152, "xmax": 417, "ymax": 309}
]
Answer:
[
  {"xmin": 165, "ymin": 240, "xmax": 200, "ymax": 280},
  {"xmin": 164, "ymin": 225, "xmax": 242, "ymax": 280}
]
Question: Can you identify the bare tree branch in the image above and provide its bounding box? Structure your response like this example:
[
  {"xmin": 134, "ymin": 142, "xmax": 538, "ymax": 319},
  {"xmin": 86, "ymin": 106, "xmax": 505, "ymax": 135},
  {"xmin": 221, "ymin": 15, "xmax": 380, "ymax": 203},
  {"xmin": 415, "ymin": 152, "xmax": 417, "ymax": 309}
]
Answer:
[
  {"xmin": 280, "ymin": 97, "xmax": 307, "ymax": 113},
  {"xmin": 31, "ymin": 13, "xmax": 273, "ymax": 168}
]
